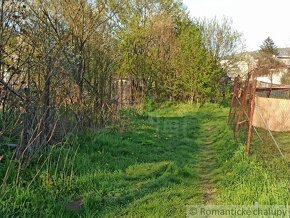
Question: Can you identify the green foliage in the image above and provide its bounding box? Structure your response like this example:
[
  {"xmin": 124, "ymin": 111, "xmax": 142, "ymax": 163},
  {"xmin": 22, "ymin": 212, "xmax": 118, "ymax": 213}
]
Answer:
[
  {"xmin": 281, "ymin": 72, "xmax": 290, "ymax": 84},
  {"xmin": 173, "ymin": 21, "xmax": 223, "ymax": 102},
  {"xmin": 198, "ymin": 16, "xmax": 244, "ymax": 60},
  {"xmin": 115, "ymin": 2, "xmax": 228, "ymax": 103},
  {"xmin": 260, "ymin": 37, "xmax": 279, "ymax": 56},
  {"xmin": 257, "ymin": 37, "xmax": 283, "ymax": 76}
]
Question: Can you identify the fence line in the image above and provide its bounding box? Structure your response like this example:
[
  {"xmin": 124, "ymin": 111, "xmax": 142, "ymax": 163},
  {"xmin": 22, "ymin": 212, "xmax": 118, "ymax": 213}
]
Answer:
[{"xmin": 228, "ymin": 69, "xmax": 290, "ymax": 159}]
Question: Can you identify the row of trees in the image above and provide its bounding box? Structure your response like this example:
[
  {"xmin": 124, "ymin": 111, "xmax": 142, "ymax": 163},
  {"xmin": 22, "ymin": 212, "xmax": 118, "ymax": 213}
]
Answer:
[{"xmin": 0, "ymin": 0, "xmax": 243, "ymax": 160}]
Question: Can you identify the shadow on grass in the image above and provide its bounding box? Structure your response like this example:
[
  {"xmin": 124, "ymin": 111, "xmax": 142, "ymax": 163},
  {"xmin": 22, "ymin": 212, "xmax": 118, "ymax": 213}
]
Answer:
[
  {"xmin": 0, "ymin": 104, "xmax": 231, "ymax": 217},
  {"xmin": 67, "ymin": 105, "xmax": 229, "ymax": 217}
]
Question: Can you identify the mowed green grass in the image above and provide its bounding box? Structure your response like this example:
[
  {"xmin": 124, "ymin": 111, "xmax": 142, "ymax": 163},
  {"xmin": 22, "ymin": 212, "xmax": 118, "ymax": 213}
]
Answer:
[
  {"xmin": 70, "ymin": 104, "xmax": 207, "ymax": 217},
  {"xmin": 0, "ymin": 103, "xmax": 230, "ymax": 217},
  {"xmin": 0, "ymin": 103, "xmax": 290, "ymax": 217},
  {"xmin": 251, "ymin": 127, "xmax": 290, "ymax": 161}
]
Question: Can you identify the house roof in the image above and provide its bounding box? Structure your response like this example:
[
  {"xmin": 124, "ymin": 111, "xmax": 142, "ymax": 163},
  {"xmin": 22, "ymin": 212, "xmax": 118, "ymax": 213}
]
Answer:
[{"xmin": 277, "ymin": 48, "xmax": 290, "ymax": 58}]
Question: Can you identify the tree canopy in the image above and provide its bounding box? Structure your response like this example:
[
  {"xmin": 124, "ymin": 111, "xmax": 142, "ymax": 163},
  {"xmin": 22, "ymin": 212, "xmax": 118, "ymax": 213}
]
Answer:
[
  {"xmin": 0, "ymin": 0, "xmax": 243, "ymax": 158},
  {"xmin": 260, "ymin": 37, "xmax": 279, "ymax": 56},
  {"xmin": 257, "ymin": 37, "xmax": 283, "ymax": 76}
]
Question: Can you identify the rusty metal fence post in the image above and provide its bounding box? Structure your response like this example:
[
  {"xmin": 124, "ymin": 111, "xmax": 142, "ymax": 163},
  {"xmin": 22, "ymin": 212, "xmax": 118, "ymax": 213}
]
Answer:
[
  {"xmin": 246, "ymin": 71, "xmax": 257, "ymax": 155},
  {"xmin": 228, "ymin": 76, "xmax": 238, "ymax": 124},
  {"xmin": 234, "ymin": 73, "xmax": 250, "ymax": 139}
]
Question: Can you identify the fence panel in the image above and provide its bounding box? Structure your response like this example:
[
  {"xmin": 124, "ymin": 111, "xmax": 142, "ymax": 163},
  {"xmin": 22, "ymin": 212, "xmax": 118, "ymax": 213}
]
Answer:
[{"xmin": 228, "ymin": 70, "xmax": 290, "ymax": 160}]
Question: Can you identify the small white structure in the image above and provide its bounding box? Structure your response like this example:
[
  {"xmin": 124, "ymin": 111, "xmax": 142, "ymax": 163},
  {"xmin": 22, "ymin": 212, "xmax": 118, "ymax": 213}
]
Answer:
[
  {"xmin": 256, "ymin": 69, "xmax": 289, "ymax": 84},
  {"xmin": 221, "ymin": 54, "xmax": 257, "ymax": 79},
  {"xmin": 225, "ymin": 49, "xmax": 290, "ymax": 85}
]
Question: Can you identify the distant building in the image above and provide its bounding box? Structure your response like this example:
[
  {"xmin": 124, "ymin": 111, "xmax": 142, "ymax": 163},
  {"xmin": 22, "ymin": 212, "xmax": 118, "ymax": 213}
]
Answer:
[
  {"xmin": 277, "ymin": 48, "xmax": 290, "ymax": 67},
  {"xmin": 225, "ymin": 48, "xmax": 290, "ymax": 84},
  {"xmin": 222, "ymin": 54, "xmax": 257, "ymax": 79}
]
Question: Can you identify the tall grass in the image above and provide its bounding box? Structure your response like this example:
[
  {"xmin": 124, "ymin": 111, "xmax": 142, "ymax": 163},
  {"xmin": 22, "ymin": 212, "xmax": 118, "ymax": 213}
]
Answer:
[
  {"xmin": 0, "ymin": 137, "xmax": 80, "ymax": 217},
  {"xmin": 216, "ymin": 145, "xmax": 290, "ymax": 205}
]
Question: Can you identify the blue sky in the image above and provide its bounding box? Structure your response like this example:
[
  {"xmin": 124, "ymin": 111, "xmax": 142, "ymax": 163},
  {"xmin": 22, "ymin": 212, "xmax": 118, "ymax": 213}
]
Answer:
[{"xmin": 182, "ymin": 0, "xmax": 290, "ymax": 51}]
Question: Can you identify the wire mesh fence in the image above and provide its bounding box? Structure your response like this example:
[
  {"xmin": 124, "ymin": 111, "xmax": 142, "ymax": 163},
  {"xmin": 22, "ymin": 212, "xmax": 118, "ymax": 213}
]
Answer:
[{"xmin": 228, "ymin": 70, "xmax": 290, "ymax": 160}]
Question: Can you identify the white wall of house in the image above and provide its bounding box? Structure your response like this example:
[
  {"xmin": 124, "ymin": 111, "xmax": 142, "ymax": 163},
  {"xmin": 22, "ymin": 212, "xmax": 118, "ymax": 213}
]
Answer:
[
  {"xmin": 257, "ymin": 69, "xmax": 289, "ymax": 84},
  {"xmin": 224, "ymin": 51, "xmax": 290, "ymax": 84},
  {"xmin": 222, "ymin": 54, "xmax": 257, "ymax": 79},
  {"xmin": 257, "ymin": 73, "xmax": 283, "ymax": 84}
]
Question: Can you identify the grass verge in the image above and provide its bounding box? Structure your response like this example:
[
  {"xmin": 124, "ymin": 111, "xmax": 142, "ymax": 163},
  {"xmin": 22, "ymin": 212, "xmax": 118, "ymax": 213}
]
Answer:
[{"xmin": 0, "ymin": 103, "xmax": 289, "ymax": 217}]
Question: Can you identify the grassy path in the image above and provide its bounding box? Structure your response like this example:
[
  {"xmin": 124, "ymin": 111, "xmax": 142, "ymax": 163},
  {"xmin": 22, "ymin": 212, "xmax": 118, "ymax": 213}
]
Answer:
[
  {"xmin": 0, "ymin": 103, "xmax": 234, "ymax": 217},
  {"xmin": 68, "ymin": 105, "xmax": 226, "ymax": 217},
  {"xmin": 193, "ymin": 107, "xmax": 230, "ymax": 206},
  {"xmin": 2, "ymin": 103, "xmax": 290, "ymax": 217},
  {"xmin": 198, "ymin": 123, "xmax": 217, "ymax": 204},
  {"xmin": 145, "ymin": 103, "xmax": 230, "ymax": 207}
]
